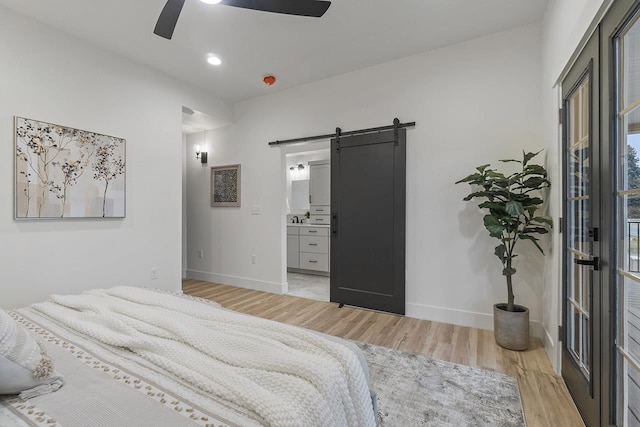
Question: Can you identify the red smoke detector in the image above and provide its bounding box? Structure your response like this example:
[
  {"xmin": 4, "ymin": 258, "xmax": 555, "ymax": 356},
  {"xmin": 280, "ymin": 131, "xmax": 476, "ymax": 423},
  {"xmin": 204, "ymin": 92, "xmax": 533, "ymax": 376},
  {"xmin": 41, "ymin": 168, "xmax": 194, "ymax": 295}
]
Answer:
[{"xmin": 263, "ymin": 75, "xmax": 276, "ymax": 86}]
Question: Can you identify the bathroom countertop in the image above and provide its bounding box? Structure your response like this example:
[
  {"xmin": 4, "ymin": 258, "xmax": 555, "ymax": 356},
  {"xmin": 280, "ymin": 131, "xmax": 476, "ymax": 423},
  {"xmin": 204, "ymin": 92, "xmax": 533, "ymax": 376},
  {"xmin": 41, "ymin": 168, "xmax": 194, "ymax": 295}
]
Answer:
[{"xmin": 287, "ymin": 222, "xmax": 330, "ymax": 228}]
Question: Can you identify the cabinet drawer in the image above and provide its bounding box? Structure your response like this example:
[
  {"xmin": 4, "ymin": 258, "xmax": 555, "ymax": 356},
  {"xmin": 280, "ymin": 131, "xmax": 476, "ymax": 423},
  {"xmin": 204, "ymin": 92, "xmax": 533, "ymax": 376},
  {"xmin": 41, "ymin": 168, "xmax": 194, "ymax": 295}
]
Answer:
[
  {"xmin": 310, "ymin": 205, "xmax": 330, "ymax": 215},
  {"xmin": 300, "ymin": 236, "xmax": 328, "ymax": 254},
  {"xmin": 299, "ymin": 252, "xmax": 329, "ymax": 271},
  {"xmin": 309, "ymin": 215, "xmax": 330, "ymax": 225},
  {"xmin": 300, "ymin": 227, "xmax": 329, "ymax": 236},
  {"xmin": 287, "ymin": 226, "xmax": 300, "ymax": 236}
]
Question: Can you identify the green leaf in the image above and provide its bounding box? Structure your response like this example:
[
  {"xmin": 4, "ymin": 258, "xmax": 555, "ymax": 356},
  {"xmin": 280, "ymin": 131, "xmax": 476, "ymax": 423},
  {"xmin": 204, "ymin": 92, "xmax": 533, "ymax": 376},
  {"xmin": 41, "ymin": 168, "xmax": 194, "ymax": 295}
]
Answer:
[
  {"xmin": 486, "ymin": 170, "xmax": 506, "ymax": 179},
  {"xmin": 476, "ymin": 164, "xmax": 491, "ymax": 173},
  {"xmin": 486, "ymin": 226, "xmax": 506, "ymax": 238},
  {"xmin": 520, "ymin": 197, "xmax": 543, "ymax": 206},
  {"xmin": 523, "ymin": 150, "xmax": 542, "ymax": 166},
  {"xmin": 491, "ymin": 179, "xmax": 510, "ymax": 188},
  {"xmin": 523, "ymin": 227, "xmax": 549, "ymax": 234},
  {"xmin": 524, "ymin": 164, "xmax": 547, "ymax": 176},
  {"xmin": 532, "ymin": 216, "xmax": 553, "ymax": 226},
  {"xmin": 478, "ymin": 201, "xmax": 507, "ymax": 212},
  {"xmin": 494, "ymin": 244, "xmax": 507, "ymax": 263},
  {"xmin": 455, "ymin": 173, "xmax": 481, "ymax": 184},
  {"xmin": 484, "ymin": 215, "xmax": 501, "ymax": 226},
  {"xmin": 463, "ymin": 191, "xmax": 492, "ymax": 201},
  {"xmin": 502, "ymin": 267, "xmax": 517, "ymax": 276},
  {"xmin": 505, "ymin": 200, "xmax": 524, "ymax": 216},
  {"xmin": 484, "ymin": 215, "xmax": 505, "ymax": 237},
  {"xmin": 499, "ymin": 159, "xmax": 522, "ymax": 164},
  {"xmin": 521, "ymin": 177, "xmax": 549, "ymax": 188},
  {"xmin": 520, "ymin": 234, "xmax": 545, "ymax": 254}
]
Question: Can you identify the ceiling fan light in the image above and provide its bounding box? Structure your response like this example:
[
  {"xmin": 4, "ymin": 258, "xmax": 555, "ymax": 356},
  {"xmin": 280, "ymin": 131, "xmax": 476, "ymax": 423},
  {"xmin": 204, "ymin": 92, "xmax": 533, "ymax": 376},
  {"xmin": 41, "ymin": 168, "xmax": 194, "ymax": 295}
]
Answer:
[{"xmin": 206, "ymin": 55, "xmax": 222, "ymax": 66}]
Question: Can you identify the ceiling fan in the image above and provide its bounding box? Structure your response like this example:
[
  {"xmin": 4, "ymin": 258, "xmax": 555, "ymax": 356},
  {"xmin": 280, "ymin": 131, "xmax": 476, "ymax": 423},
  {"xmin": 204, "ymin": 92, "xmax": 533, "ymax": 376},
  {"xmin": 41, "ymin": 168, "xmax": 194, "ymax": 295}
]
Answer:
[{"xmin": 154, "ymin": 0, "xmax": 332, "ymax": 39}]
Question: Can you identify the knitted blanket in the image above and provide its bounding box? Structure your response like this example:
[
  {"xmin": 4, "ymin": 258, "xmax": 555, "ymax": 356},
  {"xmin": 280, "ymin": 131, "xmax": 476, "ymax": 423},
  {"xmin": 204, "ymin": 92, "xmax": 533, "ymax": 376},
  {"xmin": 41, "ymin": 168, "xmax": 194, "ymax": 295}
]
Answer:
[{"xmin": 30, "ymin": 287, "xmax": 376, "ymax": 427}]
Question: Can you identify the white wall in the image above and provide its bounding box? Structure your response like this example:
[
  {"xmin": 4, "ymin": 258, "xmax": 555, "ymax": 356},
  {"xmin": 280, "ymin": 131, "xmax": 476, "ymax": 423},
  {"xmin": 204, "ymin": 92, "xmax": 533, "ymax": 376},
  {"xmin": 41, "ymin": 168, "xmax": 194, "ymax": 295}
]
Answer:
[
  {"xmin": 541, "ymin": 0, "xmax": 610, "ymax": 372},
  {"xmin": 0, "ymin": 7, "xmax": 232, "ymax": 309},
  {"xmin": 186, "ymin": 23, "xmax": 547, "ymax": 333}
]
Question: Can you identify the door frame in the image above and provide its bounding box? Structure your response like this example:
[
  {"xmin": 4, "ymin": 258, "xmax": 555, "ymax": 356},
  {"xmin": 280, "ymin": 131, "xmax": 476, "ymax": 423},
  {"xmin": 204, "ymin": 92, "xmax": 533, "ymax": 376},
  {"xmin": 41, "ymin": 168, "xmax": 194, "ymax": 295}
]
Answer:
[{"xmin": 279, "ymin": 141, "xmax": 332, "ymax": 294}]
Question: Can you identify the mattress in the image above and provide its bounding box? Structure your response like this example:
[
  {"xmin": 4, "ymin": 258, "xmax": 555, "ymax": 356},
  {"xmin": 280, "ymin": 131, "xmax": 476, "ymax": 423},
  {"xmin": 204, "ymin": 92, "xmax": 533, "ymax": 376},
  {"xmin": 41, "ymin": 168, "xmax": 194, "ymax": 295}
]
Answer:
[{"xmin": 0, "ymin": 287, "xmax": 376, "ymax": 427}]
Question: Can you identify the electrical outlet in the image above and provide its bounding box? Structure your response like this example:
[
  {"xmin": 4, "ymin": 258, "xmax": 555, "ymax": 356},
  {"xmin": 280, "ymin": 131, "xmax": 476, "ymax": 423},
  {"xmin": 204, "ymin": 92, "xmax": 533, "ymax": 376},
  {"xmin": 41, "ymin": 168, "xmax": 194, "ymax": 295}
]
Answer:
[
  {"xmin": 198, "ymin": 249, "xmax": 204, "ymax": 259},
  {"xmin": 151, "ymin": 268, "xmax": 158, "ymax": 280},
  {"xmin": 251, "ymin": 255, "xmax": 257, "ymax": 264}
]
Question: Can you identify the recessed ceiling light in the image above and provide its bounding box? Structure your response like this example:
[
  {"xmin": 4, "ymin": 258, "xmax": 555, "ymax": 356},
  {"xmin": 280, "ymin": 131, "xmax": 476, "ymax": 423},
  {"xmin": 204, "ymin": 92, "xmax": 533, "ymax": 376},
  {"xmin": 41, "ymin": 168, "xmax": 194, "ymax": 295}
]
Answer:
[
  {"xmin": 201, "ymin": 0, "xmax": 222, "ymax": 4},
  {"xmin": 206, "ymin": 55, "xmax": 222, "ymax": 66}
]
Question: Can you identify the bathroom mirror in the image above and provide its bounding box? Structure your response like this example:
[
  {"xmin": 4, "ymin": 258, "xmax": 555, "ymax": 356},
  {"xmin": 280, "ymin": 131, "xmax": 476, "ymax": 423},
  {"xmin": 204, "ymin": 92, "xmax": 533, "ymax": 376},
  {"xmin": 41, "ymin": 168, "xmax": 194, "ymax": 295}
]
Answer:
[{"xmin": 291, "ymin": 180, "xmax": 310, "ymax": 210}]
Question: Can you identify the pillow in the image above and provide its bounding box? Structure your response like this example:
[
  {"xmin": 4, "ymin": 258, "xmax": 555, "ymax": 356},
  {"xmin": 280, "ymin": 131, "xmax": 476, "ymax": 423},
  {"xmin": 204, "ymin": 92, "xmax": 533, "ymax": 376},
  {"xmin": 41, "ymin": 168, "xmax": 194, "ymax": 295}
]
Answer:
[{"xmin": 0, "ymin": 309, "xmax": 64, "ymax": 399}]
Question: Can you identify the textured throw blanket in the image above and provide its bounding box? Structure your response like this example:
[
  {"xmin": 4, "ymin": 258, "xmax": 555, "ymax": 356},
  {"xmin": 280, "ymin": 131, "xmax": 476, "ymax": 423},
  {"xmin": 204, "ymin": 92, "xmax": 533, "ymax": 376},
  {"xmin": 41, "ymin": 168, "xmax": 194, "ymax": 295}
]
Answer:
[{"xmin": 30, "ymin": 287, "xmax": 376, "ymax": 427}]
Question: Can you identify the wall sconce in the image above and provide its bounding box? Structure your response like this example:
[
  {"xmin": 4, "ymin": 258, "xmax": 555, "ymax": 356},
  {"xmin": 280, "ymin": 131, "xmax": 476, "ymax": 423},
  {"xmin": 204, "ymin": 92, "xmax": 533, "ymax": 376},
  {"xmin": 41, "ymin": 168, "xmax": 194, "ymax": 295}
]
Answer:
[
  {"xmin": 195, "ymin": 145, "xmax": 208, "ymax": 164},
  {"xmin": 289, "ymin": 163, "xmax": 305, "ymax": 171}
]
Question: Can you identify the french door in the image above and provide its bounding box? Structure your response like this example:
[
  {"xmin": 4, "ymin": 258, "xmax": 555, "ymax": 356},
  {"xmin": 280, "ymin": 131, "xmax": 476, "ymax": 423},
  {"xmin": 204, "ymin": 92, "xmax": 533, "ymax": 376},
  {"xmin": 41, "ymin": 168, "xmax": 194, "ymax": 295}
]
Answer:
[
  {"xmin": 561, "ymin": 0, "xmax": 640, "ymax": 425},
  {"xmin": 608, "ymin": 1, "xmax": 640, "ymax": 425},
  {"xmin": 561, "ymin": 27, "xmax": 602, "ymax": 427}
]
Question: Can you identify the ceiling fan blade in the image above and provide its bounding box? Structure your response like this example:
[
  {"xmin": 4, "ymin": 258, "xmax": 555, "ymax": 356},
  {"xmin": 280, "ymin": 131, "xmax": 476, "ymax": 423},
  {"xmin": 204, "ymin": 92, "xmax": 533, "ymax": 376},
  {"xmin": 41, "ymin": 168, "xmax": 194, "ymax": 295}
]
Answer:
[
  {"xmin": 154, "ymin": 0, "xmax": 186, "ymax": 39},
  {"xmin": 220, "ymin": 0, "xmax": 331, "ymax": 18}
]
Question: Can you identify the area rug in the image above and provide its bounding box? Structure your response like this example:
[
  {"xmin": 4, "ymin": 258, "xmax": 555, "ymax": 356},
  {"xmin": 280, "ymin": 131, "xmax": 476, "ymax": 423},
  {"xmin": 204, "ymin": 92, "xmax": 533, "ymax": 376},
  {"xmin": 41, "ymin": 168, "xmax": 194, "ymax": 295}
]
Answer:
[{"xmin": 356, "ymin": 342, "xmax": 526, "ymax": 427}]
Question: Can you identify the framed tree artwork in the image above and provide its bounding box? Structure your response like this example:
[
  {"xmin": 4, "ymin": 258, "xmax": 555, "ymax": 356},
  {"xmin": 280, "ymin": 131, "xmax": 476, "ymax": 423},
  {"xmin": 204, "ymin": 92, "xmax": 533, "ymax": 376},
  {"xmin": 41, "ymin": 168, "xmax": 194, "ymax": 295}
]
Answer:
[
  {"xmin": 211, "ymin": 164, "xmax": 241, "ymax": 207},
  {"xmin": 14, "ymin": 117, "xmax": 126, "ymax": 219}
]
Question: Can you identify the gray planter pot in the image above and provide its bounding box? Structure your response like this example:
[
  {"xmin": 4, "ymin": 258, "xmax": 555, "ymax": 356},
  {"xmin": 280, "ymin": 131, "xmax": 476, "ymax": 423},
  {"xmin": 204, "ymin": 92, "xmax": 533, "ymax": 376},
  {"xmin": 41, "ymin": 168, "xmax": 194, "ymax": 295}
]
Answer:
[{"xmin": 493, "ymin": 303, "xmax": 529, "ymax": 351}]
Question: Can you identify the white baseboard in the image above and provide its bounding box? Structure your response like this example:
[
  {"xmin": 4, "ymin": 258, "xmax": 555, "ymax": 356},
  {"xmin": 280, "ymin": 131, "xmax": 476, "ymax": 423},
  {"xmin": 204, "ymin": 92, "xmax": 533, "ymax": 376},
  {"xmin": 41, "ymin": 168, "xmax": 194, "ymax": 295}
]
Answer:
[
  {"xmin": 542, "ymin": 325, "xmax": 561, "ymax": 374},
  {"xmin": 406, "ymin": 302, "xmax": 543, "ymax": 339},
  {"xmin": 185, "ymin": 269, "xmax": 284, "ymax": 295}
]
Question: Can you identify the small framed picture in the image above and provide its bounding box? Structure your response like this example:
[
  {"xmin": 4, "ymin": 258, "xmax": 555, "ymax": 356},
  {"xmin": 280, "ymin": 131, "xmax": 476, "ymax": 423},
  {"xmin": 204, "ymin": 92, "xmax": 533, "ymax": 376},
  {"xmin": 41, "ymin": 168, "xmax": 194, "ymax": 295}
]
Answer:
[{"xmin": 211, "ymin": 164, "xmax": 241, "ymax": 207}]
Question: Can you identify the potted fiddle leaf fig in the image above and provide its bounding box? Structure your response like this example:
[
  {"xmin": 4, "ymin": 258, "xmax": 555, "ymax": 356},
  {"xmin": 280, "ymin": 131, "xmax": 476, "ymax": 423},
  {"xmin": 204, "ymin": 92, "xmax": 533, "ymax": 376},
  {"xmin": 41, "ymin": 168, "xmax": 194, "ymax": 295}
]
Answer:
[{"xmin": 456, "ymin": 150, "xmax": 552, "ymax": 351}]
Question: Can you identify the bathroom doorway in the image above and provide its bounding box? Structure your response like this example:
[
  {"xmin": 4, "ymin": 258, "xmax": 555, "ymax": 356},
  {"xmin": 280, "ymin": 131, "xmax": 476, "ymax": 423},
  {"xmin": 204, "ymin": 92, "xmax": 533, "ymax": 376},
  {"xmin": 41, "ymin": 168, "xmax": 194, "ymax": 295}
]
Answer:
[{"xmin": 283, "ymin": 144, "xmax": 331, "ymax": 302}]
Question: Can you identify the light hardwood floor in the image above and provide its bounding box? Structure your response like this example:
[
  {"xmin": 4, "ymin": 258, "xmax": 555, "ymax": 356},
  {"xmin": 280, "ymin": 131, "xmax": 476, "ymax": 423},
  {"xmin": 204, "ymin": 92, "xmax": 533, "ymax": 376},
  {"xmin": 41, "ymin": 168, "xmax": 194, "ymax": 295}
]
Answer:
[{"xmin": 182, "ymin": 279, "xmax": 585, "ymax": 427}]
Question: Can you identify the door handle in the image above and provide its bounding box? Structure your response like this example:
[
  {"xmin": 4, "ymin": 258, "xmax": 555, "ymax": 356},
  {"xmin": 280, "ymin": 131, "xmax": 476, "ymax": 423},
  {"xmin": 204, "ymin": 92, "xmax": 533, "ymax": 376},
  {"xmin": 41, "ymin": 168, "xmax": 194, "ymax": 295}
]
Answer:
[
  {"xmin": 332, "ymin": 214, "xmax": 338, "ymax": 235},
  {"xmin": 574, "ymin": 257, "xmax": 600, "ymax": 271}
]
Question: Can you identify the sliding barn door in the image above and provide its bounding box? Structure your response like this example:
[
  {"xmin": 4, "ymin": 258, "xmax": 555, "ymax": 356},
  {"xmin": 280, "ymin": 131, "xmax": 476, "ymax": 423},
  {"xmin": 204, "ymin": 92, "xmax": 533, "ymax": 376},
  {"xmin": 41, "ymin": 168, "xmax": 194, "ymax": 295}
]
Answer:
[{"xmin": 330, "ymin": 129, "xmax": 406, "ymax": 315}]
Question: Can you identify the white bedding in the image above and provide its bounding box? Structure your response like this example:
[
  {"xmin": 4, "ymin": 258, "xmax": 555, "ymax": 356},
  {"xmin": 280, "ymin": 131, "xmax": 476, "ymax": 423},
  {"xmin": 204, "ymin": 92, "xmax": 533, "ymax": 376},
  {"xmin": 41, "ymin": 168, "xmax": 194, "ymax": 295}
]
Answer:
[{"xmin": 1, "ymin": 287, "xmax": 376, "ymax": 427}]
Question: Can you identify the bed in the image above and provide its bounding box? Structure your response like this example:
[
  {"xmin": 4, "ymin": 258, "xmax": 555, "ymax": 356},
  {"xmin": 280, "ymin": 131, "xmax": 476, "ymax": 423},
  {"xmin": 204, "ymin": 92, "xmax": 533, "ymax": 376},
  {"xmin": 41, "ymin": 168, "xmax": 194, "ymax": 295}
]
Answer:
[{"xmin": 0, "ymin": 286, "xmax": 377, "ymax": 427}]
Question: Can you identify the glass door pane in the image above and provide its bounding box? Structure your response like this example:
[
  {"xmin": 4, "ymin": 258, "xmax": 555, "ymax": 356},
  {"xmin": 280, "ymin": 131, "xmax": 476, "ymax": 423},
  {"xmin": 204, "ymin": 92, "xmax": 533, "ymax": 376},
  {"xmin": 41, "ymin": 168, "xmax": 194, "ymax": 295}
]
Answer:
[{"xmin": 567, "ymin": 76, "xmax": 592, "ymax": 377}]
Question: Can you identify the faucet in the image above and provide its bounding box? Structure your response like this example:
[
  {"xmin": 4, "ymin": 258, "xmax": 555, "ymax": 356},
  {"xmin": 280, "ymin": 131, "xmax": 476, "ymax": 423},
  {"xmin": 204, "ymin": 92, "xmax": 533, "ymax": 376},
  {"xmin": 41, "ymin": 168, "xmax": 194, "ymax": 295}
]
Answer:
[{"xmin": 292, "ymin": 216, "xmax": 299, "ymax": 223}]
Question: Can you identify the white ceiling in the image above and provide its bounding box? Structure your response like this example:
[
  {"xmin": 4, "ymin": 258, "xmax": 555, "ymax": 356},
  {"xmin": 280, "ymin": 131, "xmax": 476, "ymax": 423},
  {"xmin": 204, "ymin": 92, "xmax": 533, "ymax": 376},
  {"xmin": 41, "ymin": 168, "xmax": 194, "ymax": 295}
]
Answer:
[{"xmin": 0, "ymin": 0, "xmax": 547, "ymax": 104}]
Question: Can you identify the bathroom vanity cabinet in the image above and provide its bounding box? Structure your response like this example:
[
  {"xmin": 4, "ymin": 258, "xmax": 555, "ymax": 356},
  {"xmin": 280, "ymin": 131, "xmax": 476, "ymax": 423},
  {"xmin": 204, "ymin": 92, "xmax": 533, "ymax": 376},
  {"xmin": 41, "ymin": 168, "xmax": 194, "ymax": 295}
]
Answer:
[{"xmin": 286, "ymin": 224, "xmax": 330, "ymax": 274}]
